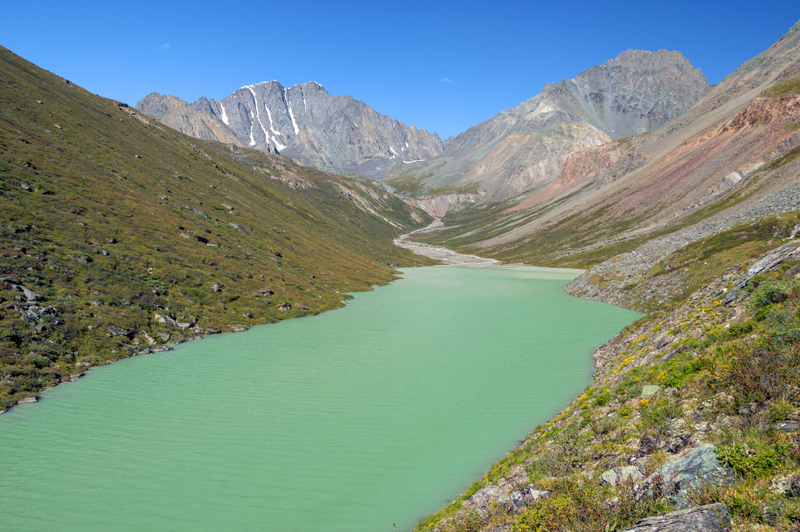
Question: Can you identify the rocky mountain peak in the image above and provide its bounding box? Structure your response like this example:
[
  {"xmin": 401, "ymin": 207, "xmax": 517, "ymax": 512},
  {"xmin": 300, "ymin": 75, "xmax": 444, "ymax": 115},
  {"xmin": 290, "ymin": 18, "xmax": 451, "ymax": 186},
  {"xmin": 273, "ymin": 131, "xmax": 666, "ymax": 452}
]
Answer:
[
  {"xmin": 388, "ymin": 48, "xmax": 711, "ymax": 201},
  {"xmin": 137, "ymin": 80, "xmax": 442, "ymax": 178}
]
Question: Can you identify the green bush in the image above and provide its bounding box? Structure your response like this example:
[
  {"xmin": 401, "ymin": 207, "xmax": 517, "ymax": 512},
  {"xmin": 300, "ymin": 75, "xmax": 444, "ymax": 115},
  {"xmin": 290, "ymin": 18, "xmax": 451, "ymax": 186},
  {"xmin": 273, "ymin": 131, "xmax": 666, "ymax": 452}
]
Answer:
[
  {"xmin": 716, "ymin": 441, "xmax": 793, "ymax": 478},
  {"xmin": 637, "ymin": 397, "xmax": 682, "ymax": 438},
  {"xmin": 594, "ymin": 390, "xmax": 612, "ymax": 406},
  {"xmin": 749, "ymin": 278, "xmax": 796, "ymax": 309}
]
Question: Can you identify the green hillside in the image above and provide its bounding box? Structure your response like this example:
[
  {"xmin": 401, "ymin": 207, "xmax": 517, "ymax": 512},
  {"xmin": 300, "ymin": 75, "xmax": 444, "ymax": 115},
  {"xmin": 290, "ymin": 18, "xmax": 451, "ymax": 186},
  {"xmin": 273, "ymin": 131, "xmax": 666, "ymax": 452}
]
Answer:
[{"xmin": 0, "ymin": 46, "xmax": 433, "ymax": 409}]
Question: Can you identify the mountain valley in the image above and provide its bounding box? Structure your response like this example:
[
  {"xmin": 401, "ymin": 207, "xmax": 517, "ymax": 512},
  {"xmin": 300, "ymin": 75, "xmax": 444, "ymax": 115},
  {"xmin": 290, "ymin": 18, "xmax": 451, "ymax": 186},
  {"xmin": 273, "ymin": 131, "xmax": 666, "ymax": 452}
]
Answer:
[{"xmin": 3, "ymin": 16, "xmax": 800, "ymax": 532}]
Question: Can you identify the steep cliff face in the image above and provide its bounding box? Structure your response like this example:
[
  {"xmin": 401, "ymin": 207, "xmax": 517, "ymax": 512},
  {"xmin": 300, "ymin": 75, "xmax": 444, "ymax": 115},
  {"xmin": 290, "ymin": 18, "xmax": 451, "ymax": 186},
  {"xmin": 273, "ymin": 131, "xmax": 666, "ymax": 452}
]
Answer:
[
  {"xmin": 387, "ymin": 49, "xmax": 710, "ymax": 201},
  {"xmin": 137, "ymin": 81, "xmax": 443, "ymax": 178}
]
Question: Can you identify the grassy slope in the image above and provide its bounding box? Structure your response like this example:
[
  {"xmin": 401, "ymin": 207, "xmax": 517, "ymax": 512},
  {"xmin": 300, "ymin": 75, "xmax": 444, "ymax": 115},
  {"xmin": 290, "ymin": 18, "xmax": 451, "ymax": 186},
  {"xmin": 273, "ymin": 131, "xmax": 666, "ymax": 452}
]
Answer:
[{"xmin": 0, "ymin": 46, "xmax": 433, "ymax": 409}]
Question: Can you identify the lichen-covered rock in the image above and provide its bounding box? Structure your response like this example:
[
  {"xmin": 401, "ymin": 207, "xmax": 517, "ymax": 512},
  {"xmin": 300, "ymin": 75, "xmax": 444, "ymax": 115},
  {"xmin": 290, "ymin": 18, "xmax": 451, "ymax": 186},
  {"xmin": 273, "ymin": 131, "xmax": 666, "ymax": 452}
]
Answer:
[
  {"xmin": 642, "ymin": 444, "xmax": 734, "ymax": 507},
  {"xmin": 599, "ymin": 465, "xmax": 644, "ymax": 486},
  {"xmin": 465, "ymin": 484, "xmax": 505, "ymax": 518},
  {"xmin": 619, "ymin": 503, "xmax": 731, "ymax": 531}
]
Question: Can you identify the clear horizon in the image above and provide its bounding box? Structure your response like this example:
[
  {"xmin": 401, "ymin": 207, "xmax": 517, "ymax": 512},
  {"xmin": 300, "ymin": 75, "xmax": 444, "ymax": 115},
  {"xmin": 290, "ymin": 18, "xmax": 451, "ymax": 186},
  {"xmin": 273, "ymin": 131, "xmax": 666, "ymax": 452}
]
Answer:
[{"xmin": 4, "ymin": 1, "xmax": 800, "ymax": 139}]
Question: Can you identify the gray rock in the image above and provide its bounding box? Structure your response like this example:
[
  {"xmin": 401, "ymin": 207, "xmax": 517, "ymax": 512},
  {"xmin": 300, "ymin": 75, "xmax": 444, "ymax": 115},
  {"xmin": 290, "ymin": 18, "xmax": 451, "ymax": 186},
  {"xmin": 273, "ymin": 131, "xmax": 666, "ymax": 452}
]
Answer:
[
  {"xmin": 771, "ymin": 474, "xmax": 800, "ymax": 497},
  {"xmin": 229, "ymin": 223, "xmax": 249, "ymax": 234},
  {"xmin": 619, "ymin": 503, "xmax": 731, "ymax": 532},
  {"xmin": 643, "ymin": 444, "xmax": 733, "ymax": 508},
  {"xmin": 526, "ymin": 487, "xmax": 550, "ymax": 501},
  {"xmin": 151, "ymin": 345, "xmax": 173, "ymax": 353},
  {"xmin": 106, "ymin": 324, "xmax": 132, "ymax": 338},
  {"xmin": 656, "ymin": 334, "xmax": 675, "ymax": 349},
  {"xmin": 17, "ymin": 396, "xmax": 38, "ymax": 405},
  {"xmin": 600, "ymin": 465, "xmax": 644, "ymax": 486},
  {"xmin": 466, "ymin": 484, "xmax": 505, "ymax": 517},
  {"xmin": 19, "ymin": 285, "xmax": 42, "ymax": 302},
  {"xmin": 510, "ymin": 490, "xmax": 525, "ymax": 514},
  {"xmin": 184, "ymin": 205, "xmax": 208, "ymax": 218},
  {"xmin": 211, "ymin": 283, "xmax": 221, "ymax": 292}
]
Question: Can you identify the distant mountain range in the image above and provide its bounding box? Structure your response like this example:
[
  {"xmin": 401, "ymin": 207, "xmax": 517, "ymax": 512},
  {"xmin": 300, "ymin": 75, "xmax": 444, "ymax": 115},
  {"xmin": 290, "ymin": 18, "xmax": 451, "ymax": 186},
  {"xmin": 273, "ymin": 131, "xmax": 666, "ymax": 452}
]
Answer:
[
  {"xmin": 387, "ymin": 49, "xmax": 711, "ymax": 201},
  {"xmin": 138, "ymin": 49, "xmax": 712, "ymax": 204},
  {"xmin": 137, "ymin": 81, "xmax": 443, "ymax": 178}
]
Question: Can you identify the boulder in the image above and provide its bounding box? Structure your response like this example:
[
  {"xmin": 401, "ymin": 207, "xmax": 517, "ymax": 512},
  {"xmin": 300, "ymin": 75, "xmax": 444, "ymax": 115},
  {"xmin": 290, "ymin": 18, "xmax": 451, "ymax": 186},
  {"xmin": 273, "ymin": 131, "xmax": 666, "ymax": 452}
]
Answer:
[
  {"xmin": 106, "ymin": 324, "xmax": 132, "ymax": 338},
  {"xmin": 230, "ymin": 222, "xmax": 249, "ymax": 234},
  {"xmin": 619, "ymin": 503, "xmax": 731, "ymax": 532},
  {"xmin": 465, "ymin": 484, "xmax": 505, "ymax": 517},
  {"xmin": 599, "ymin": 466, "xmax": 644, "ymax": 487},
  {"xmin": 19, "ymin": 285, "xmax": 42, "ymax": 302},
  {"xmin": 771, "ymin": 474, "xmax": 800, "ymax": 497},
  {"xmin": 184, "ymin": 205, "xmax": 208, "ymax": 218},
  {"xmin": 656, "ymin": 335, "xmax": 675, "ymax": 350},
  {"xmin": 642, "ymin": 444, "xmax": 733, "ymax": 508}
]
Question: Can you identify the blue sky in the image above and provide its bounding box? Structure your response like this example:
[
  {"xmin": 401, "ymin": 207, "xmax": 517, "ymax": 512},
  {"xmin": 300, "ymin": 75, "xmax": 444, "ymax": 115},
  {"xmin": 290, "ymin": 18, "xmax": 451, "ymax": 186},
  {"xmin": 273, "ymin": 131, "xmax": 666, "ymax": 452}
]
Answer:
[{"xmin": 4, "ymin": 1, "xmax": 800, "ymax": 139}]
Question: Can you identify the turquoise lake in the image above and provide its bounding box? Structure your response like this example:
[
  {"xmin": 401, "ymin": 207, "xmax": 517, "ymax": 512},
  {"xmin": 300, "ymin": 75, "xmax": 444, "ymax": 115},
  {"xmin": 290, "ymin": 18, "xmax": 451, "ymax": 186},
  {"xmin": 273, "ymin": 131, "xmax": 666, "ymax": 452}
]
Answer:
[{"xmin": 0, "ymin": 266, "xmax": 640, "ymax": 531}]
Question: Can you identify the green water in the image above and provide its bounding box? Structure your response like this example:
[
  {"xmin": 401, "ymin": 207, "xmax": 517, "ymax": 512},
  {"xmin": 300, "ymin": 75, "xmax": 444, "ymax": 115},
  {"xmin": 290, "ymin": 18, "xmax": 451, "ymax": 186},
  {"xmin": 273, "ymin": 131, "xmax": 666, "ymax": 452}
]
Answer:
[{"xmin": 0, "ymin": 266, "xmax": 640, "ymax": 531}]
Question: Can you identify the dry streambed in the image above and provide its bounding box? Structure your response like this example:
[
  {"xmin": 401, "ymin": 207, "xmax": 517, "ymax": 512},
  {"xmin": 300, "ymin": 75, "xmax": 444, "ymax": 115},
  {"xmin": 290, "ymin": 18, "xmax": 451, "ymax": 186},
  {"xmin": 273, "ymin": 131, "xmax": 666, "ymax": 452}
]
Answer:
[{"xmin": 394, "ymin": 219, "xmax": 501, "ymax": 266}]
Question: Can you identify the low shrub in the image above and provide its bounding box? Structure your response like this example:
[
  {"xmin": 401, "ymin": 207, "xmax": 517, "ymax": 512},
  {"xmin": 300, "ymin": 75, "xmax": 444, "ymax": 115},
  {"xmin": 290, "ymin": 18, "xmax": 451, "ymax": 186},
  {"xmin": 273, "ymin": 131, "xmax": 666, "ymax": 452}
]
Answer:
[
  {"xmin": 716, "ymin": 440, "xmax": 793, "ymax": 479},
  {"xmin": 724, "ymin": 338, "xmax": 800, "ymax": 404},
  {"xmin": 749, "ymin": 278, "xmax": 797, "ymax": 309}
]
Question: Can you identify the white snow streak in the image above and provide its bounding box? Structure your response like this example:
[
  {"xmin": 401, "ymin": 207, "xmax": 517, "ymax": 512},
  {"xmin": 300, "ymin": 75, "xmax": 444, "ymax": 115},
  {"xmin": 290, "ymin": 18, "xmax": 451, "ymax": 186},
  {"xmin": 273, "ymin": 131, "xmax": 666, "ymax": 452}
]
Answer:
[
  {"xmin": 219, "ymin": 102, "xmax": 229, "ymax": 125},
  {"xmin": 389, "ymin": 146, "xmax": 398, "ymax": 158},
  {"xmin": 264, "ymin": 104, "xmax": 280, "ymax": 135},
  {"xmin": 403, "ymin": 159, "xmax": 426, "ymax": 164},
  {"xmin": 245, "ymin": 86, "xmax": 269, "ymax": 145},
  {"xmin": 271, "ymin": 136, "xmax": 287, "ymax": 151},
  {"xmin": 285, "ymin": 88, "xmax": 300, "ymax": 135}
]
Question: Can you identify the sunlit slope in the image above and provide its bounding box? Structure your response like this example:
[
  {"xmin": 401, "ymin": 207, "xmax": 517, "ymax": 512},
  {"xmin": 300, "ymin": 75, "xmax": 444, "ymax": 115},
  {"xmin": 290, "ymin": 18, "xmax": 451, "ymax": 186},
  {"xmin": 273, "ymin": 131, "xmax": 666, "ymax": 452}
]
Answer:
[
  {"xmin": 0, "ymin": 45, "xmax": 432, "ymax": 408},
  {"xmin": 414, "ymin": 22, "xmax": 800, "ymax": 268}
]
